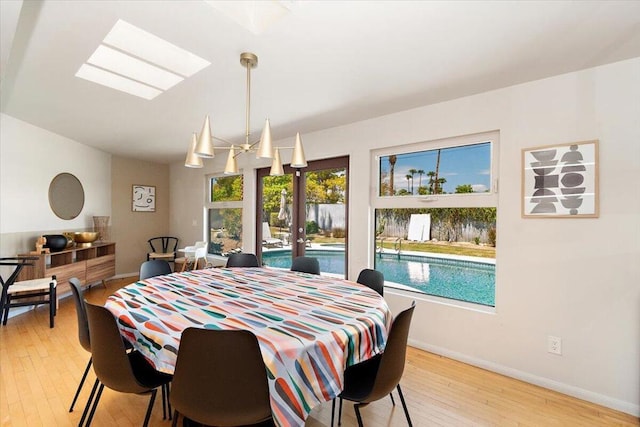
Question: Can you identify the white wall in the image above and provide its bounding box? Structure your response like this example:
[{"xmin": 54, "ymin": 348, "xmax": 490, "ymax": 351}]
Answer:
[
  {"xmin": 170, "ymin": 58, "xmax": 640, "ymax": 415},
  {"xmin": 0, "ymin": 113, "xmax": 111, "ymax": 254}
]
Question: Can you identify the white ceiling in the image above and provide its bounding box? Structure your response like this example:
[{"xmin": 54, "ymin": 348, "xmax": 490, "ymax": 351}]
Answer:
[{"xmin": 2, "ymin": 0, "xmax": 639, "ymax": 164}]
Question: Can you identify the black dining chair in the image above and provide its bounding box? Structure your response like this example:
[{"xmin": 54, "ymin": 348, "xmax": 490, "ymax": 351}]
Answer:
[
  {"xmin": 356, "ymin": 269, "xmax": 384, "ymax": 296},
  {"xmin": 84, "ymin": 302, "xmax": 173, "ymax": 426},
  {"xmin": 290, "ymin": 256, "xmax": 320, "ymax": 275},
  {"xmin": 68, "ymin": 277, "xmax": 135, "ymax": 424},
  {"xmin": 68, "ymin": 278, "xmax": 93, "ymax": 415},
  {"xmin": 225, "ymin": 253, "xmax": 260, "ymax": 268},
  {"xmin": 139, "ymin": 260, "xmax": 172, "ymax": 280},
  {"xmin": 0, "ymin": 257, "xmax": 57, "ymax": 328},
  {"xmin": 332, "ymin": 302, "xmax": 416, "ymax": 427},
  {"xmin": 170, "ymin": 328, "xmax": 273, "ymax": 427}
]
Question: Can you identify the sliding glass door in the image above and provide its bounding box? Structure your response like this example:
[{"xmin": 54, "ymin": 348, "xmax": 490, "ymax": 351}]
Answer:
[{"xmin": 257, "ymin": 157, "xmax": 349, "ymax": 277}]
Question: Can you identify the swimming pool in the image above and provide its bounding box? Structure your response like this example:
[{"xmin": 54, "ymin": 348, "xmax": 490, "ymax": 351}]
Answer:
[{"xmin": 262, "ymin": 249, "xmax": 495, "ymax": 307}]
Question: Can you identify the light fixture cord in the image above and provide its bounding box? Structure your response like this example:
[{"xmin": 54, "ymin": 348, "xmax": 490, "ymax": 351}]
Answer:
[{"xmin": 245, "ymin": 60, "xmax": 251, "ymax": 148}]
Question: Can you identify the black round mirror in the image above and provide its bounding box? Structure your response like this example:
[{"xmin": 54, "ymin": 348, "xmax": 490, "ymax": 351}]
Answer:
[{"xmin": 48, "ymin": 173, "xmax": 85, "ymax": 220}]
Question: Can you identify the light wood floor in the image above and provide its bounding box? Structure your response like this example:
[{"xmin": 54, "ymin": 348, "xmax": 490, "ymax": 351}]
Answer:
[{"xmin": 1, "ymin": 277, "xmax": 637, "ymax": 427}]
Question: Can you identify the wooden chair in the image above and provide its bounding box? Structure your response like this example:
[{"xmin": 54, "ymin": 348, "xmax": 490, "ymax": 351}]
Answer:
[
  {"xmin": 139, "ymin": 260, "xmax": 172, "ymax": 280},
  {"xmin": 291, "ymin": 256, "xmax": 320, "ymax": 275},
  {"xmin": 225, "ymin": 253, "xmax": 260, "ymax": 268},
  {"xmin": 0, "ymin": 257, "xmax": 57, "ymax": 328},
  {"xmin": 170, "ymin": 328, "xmax": 273, "ymax": 426},
  {"xmin": 332, "ymin": 302, "xmax": 416, "ymax": 427},
  {"xmin": 147, "ymin": 237, "xmax": 179, "ymax": 265},
  {"xmin": 356, "ymin": 269, "xmax": 384, "ymax": 296},
  {"xmin": 85, "ymin": 302, "xmax": 173, "ymax": 426}
]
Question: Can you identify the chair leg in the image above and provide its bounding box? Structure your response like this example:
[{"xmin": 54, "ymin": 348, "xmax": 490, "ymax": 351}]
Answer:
[
  {"xmin": 338, "ymin": 397, "xmax": 343, "ymax": 425},
  {"xmin": 353, "ymin": 403, "xmax": 364, "ymax": 427},
  {"xmin": 2, "ymin": 295, "xmax": 11, "ymax": 325},
  {"xmin": 49, "ymin": 282, "xmax": 55, "ymax": 328},
  {"xmin": 142, "ymin": 389, "xmax": 157, "ymax": 427},
  {"xmin": 330, "ymin": 399, "xmax": 335, "ymax": 427},
  {"xmin": 161, "ymin": 383, "xmax": 167, "ymax": 419},
  {"xmin": 389, "ymin": 391, "xmax": 395, "ymax": 406},
  {"xmin": 0, "ymin": 294, "xmax": 6, "ymax": 326},
  {"xmin": 165, "ymin": 383, "xmax": 172, "ymax": 420},
  {"xmin": 171, "ymin": 410, "xmax": 178, "ymax": 427},
  {"xmin": 69, "ymin": 358, "xmax": 92, "ymax": 412},
  {"xmin": 396, "ymin": 384, "xmax": 413, "ymax": 427},
  {"xmin": 161, "ymin": 383, "xmax": 172, "ymax": 420},
  {"xmin": 84, "ymin": 382, "xmax": 105, "ymax": 426},
  {"xmin": 79, "ymin": 378, "xmax": 100, "ymax": 427}
]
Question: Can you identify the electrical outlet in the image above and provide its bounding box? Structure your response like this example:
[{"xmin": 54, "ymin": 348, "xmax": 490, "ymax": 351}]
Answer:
[{"xmin": 548, "ymin": 335, "xmax": 562, "ymax": 355}]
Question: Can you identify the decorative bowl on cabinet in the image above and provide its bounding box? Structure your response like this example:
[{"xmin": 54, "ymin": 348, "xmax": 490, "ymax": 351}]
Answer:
[
  {"xmin": 74, "ymin": 231, "xmax": 99, "ymax": 247},
  {"xmin": 43, "ymin": 234, "xmax": 68, "ymax": 252}
]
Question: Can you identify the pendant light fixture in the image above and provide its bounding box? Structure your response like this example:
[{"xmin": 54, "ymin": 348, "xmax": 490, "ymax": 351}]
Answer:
[{"xmin": 185, "ymin": 52, "xmax": 307, "ymax": 174}]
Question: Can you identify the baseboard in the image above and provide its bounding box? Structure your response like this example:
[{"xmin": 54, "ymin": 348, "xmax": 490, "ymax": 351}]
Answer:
[
  {"xmin": 109, "ymin": 272, "xmax": 138, "ymax": 280},
  {"xmin": 408, "ymin": 339, "xmax": 639, "ymax": 417}
]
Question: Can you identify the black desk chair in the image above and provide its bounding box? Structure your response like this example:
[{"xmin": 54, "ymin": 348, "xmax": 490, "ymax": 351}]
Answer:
[
  {"xmin": 147, "ymin": 237, "xmax": 179, "ymax": 265},
  {"xmin": 225, "ymin": 253, "xmax": 260, "ymax": 267},
  {"xmin": 0, "ymin": 257, "xmax": 57, "ymax": 328},
  {"xmin": 332, "ymin": 302, "xmax": 416, "ymax": 427},
  {"xmin": 356, "ymin": 269, "xmax": 384, "ymax": 296},
  {"xmin": 291, "ymin": 256, "xmax": 320, "ymax": 275}
]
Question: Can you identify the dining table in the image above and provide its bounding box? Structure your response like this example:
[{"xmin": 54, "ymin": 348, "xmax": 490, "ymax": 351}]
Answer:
[{"xmin": 104, "ymin": 266, "xmax": 392, "ymax": 427}]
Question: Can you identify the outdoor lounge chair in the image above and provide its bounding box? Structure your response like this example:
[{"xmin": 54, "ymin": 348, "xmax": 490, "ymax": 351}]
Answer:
[{"xmin": 262, "ymin": 222, "xmax": 284, "ymax": 248}]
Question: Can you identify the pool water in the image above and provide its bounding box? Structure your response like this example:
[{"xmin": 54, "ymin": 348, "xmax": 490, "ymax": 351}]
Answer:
[
  {"xmin": 263, "ymin": 249, "xmax": 346, "ymax": 275},
  {"xmin": 262, "ymin": 249, "xmax": 495, "ymax": 307},
  {"xmin": 375, "ymin": 253, "xmax": 495, "ymax": 306}
]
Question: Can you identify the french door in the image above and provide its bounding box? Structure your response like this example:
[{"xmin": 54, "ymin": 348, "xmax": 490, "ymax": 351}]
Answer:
[{"xmin": 256, "ymin": 156, "xmax": 349, "ymax": 277}]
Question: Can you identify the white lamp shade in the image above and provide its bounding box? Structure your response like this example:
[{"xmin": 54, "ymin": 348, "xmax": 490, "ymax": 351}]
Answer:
[
  {"xmin": 269, "ymin": 148, "xmax": 284, "ymax": 176},
  {"xmin": 194, "ymin": 115, "xmax": 215, "ymax": 158},
  {"xmin": 256, "ymin": 118, "xmax": 274, "ymax": 158},
  {"xmin": 224, "ymin": 147, "xmax": 238, "ymax": 174},
  {"xmin": 184, "ymin": 133, "xmax": 203, "ymax": 168},
  {"xmin": 290, "ymin": 133, "xmax": 307, "ymax": 167}
]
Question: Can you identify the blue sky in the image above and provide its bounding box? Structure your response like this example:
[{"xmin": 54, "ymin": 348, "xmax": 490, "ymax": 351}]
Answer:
[{"xmin": 380, "ymin": 142, "xmax": 491, "ymax": 194}]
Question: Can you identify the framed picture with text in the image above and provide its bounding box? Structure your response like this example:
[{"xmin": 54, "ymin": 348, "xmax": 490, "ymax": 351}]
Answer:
[
  {"xmin": 132, "ymin": 185, "xmax": 156, "ymax": 212},
  {"xmin": 522, "ymin": 140, "xmax": 599, "ymax": 218}
]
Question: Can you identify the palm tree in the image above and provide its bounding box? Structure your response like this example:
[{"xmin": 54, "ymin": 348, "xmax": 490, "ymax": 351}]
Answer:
[
  {"xmin": 427, "ymin": 171, "xmax": 436, "ymax": 194},
  {"xmin": 434, "ymin": 149, "xmax": 441, "ymax": 193},
  {"xmin": 408, "ymin": 168, "xmax": 418, "ymax": 194},
  {"xmin": 405, "ymin": 174, "xmax": 412, "ymax": 192},
  {"xmin": 388, "ymin": 155, "xmax": 397, "ymax": 196},
  {"xmin": 417, "ymin": 169, "xmax": 425, "ymax": 192}
]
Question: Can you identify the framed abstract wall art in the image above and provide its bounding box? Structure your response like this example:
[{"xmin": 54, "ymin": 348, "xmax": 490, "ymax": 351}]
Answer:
[
  {"xmin": 132, "ymin": 185, "xmax": 156, "ymax": 212},
  {"xmin": 522, "ymin": 140, "xmax": 599, "ymax": 218}
]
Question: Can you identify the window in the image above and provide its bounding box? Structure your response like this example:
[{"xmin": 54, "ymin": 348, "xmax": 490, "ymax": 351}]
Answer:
[
  {"xmin": 372, "ymin": 131, "xmax": 499, "ymax": 307},
  {"xmin": 206, "ymin": 174, "xmax": 243, "ymax": 255},
  {"xmin": 379, "ymin": 142, "xmax": 491, "ymax": 196}
]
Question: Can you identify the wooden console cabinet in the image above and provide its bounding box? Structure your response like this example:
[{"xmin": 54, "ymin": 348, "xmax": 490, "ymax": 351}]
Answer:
[{"xmin": 18, "ymin": 242, "xmax": 116, "ymax": 294}]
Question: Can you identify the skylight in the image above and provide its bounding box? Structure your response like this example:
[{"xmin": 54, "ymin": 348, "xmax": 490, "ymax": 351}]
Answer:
[
  {"xmin": 76, "ymin": 64, "xmax": 162, "ymax": 100},
  {"xmin": 75, "ymin": 19, "xmax": 210, "ymax": 99}
]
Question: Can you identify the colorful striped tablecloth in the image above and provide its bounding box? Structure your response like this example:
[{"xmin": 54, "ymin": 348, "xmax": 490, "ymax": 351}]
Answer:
[{"xmin": 104, "ymin": 267, "xmax": 391, "ymax": 427}]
